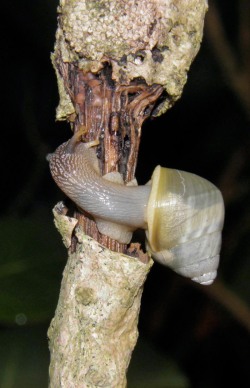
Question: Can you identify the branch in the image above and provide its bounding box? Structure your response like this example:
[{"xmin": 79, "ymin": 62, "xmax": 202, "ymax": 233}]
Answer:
[
  {"xmin": 200, "ymin": 280, "xmax": 250, "ymax": 332},
  {"xmin": 205, "ymin": 0, "xmax": 250, "ymax": 118},
  {"xmin": 48, "ymin": 204, "xmax": 152, "ymax": 386},
  {"xmin": 48, "ymin": 1, "xmax": 208, "ymax": 385}
]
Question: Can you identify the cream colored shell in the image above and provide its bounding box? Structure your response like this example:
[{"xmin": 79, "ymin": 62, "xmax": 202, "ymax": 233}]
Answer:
[{"xmin": 146, "ymin": 166, "xmax": 225, "ymax": 285}]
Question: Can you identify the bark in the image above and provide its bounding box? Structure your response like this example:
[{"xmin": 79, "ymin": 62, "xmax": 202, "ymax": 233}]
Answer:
[
  {"xmin": 48, "ymin": 1, "xmax": 207, "ymax": 386},
  {"xmin": 48, "ymin": 203, "xmax": 152, "ymax": 387}
]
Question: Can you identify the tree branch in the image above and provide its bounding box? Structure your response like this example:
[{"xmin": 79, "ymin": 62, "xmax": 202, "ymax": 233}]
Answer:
[{"xmin": 48, "ymin": 1, "xmax": 208, "ymax": 385}]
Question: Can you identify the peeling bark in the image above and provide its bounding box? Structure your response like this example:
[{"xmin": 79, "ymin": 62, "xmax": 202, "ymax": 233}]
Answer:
[{"xmin": 48, "ymin": 1, "xmax": 207, "ymax": 386}]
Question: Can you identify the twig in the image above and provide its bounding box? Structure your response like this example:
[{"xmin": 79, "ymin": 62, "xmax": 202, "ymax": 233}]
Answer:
[
  {"xmin": 199, "ymin": 279, "xmax": 250, "ymax": 332},
  {"xmin": 205, "ymin": 0, "xmax": 250, "ymax": 118}
]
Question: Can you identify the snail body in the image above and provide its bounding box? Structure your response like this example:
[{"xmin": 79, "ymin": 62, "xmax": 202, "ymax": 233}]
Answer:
[
  {"xmin": 48, "ymin": 132, "xmax": 224, "ymax": 285},
  {"xmin": 47, "ymin": 132, "xmax": 151, "ymax": 243}
]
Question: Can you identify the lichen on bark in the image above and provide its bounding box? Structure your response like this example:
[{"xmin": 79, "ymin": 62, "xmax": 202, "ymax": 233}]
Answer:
[
  {"xmin": 54, "ymin": 0, "xmax": 208, "ymax": 119},
  {"xmin": 48, "ymin": 205, "xmax": 153, "ymax": 387},
  {"xmin": 48, "ymin": 1, "xmax": 208, "ymax": 386}
]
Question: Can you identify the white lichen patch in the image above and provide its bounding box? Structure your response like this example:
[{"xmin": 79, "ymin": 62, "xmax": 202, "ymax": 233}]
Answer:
[
  {"xmin": 52, "ymin": 202, "xmax": 78, "ymax": 248},
  {"xmin": 48, "ymin": 225, "xmax": 153, "ymax": 387},
  {"xmin": 54, "ymin": 0, "xmax": 208, "ymax": 117},
  {"xmin": 60, "ymin": 0, "xmax": 164, "ymax": 60}
]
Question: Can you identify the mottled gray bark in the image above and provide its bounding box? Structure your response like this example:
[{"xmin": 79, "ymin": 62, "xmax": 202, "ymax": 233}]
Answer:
[
  {"xmin": 48, "ymin": 1, "xmax": 207, "ymax": 386},
  {"xmin": 48, "ymin": 204, "xmax": 152, "ymax": 387}
]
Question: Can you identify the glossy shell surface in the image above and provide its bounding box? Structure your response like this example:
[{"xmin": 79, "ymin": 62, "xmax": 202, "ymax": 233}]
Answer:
[{"xmin": 146, "ymin": 166, "xmax": 225, "ymax": 285}]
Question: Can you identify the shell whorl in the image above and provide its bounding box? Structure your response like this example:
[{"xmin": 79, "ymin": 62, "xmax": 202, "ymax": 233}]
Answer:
[{"xmin": 146, "ymin": 166, "xmax": 224, "ymax": 285}]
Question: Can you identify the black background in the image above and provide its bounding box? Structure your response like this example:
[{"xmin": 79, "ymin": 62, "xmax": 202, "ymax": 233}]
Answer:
[{"xmin": 0, "ymin": 1, "xmax": 250, "ymax": 387}]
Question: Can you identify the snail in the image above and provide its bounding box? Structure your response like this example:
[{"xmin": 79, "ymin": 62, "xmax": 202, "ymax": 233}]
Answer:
[{"xmin": 48, "ymin": 130, "xmax": 224, "ymax": 285}]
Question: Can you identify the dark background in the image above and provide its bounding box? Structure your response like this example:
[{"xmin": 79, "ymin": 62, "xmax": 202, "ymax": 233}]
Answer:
[{"xmin": 0, "ymin": 1, "xmax": 250, "ymax": 387}]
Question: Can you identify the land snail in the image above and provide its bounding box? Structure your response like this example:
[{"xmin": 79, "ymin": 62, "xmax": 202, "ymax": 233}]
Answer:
[{"xmin": 48, "ymin": 129, "xmax": 225, "ymax": 286}]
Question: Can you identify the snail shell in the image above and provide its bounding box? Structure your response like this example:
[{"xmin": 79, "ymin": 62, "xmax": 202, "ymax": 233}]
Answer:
[
  {"xmin": 48, "ymin": 132, "xmax": 224, "ymax": 285},
  {"xmin": 146, "ymin": 166, "xmax": 224, "ymax": 285}
]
